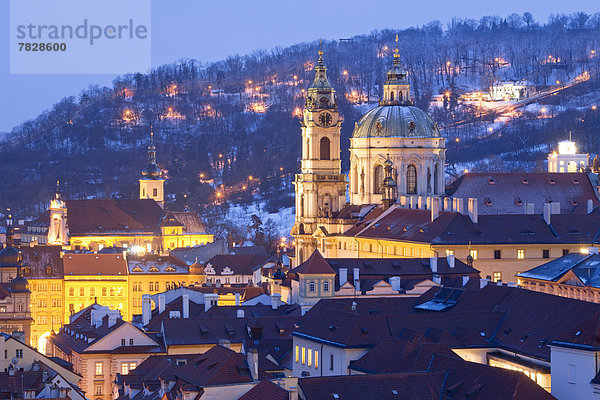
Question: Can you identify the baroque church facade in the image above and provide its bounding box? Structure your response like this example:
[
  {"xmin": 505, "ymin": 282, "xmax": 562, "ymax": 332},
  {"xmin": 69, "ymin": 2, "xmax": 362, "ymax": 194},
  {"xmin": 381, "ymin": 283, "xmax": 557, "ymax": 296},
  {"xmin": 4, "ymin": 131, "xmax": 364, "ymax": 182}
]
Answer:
[{"xmin": 292, "ymin": 41, "xmax": 446, "ymax": 265}]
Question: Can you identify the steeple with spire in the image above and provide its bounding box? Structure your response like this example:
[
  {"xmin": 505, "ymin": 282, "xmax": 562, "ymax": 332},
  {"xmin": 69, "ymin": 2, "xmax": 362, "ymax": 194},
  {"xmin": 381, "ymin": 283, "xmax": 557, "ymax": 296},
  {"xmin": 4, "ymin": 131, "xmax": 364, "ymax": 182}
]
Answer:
[
  {"xmin": 139, "ymin": 127, "xmax": 165, "ymax": 208},
  {"xmin": 292, "ymin": 44, "xmax": 347, "ymax": 266},
  {"xmin": 381, "ymin": 34, "xmax": 411, "ymax": 105}
]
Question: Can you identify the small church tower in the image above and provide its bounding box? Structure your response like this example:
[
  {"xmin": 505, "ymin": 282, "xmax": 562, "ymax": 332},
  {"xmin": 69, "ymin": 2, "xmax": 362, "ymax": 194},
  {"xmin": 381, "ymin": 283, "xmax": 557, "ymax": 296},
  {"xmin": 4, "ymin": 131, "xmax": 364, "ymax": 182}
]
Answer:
[
  {"xmin": 139, "ymin": 129, "xmax": 165, "ymax": 208},
  {"xmin": 47, "ymin": 181, "xmax": 69, "ymax": 246},
  {"xmin": 291, "ymin": 46, "xmax": 346, "ymax": 266}
]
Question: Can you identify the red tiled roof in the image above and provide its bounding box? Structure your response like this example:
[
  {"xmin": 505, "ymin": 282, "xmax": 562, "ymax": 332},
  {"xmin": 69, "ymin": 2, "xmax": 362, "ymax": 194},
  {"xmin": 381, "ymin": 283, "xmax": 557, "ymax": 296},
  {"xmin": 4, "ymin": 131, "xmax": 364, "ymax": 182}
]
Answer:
[
  {"xmin": 238, "ymin": 380, "xmax": 289, "ymax": 400},
  {"xmin": 292, "ymin": 250, "xmax": 335, "ymax": 275},
  {"xmin": 20, "ymin": 245, "xmax": 64, "ymax": 278},
  {"xmin": 65, "ymin": 199, "xmax": 162, "ymax": 235},
  {"xmin": 62, "ymin": 253, "xmax": 127, "ymax": 275},
  {"xmin": 446, "ymin": 172, "xmax": 600, "ymax": 215}
]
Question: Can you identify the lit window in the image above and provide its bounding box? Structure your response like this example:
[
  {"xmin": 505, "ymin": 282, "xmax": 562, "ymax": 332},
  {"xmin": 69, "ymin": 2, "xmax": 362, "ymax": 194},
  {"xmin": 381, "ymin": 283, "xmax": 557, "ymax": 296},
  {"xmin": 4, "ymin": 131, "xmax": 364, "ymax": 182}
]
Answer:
[
  {"xmin": 301, "ymin": 347, "xmax": 306, "ymax": 364},
  {"xmin": 407, "ymin": 165, "xmax": 417, "ymax": 194},
  {"xmin": 492, "ymin": 272, "xmax": 502, "ymax": 282},
  {"xmin": 95, "ymin": 362, "xmax": 103, "ymax": 376},
  {"xmin": 308, "ymin": 281, "xmax": 316, "ymax": 293},
  {"xmin": 308, "ymin": 349, "xmax": 312, "ymax": 367},
  {"xmin": 517, "ymin": 249, "xmax": 525, "ymax": 259},
  {"xmin": 80, "ymin": 287, "xmax": 85, "ymax": 296},
  {"xmin": 315, "ymin": 350, "xmax": 319, "ymax": 368},
  {"xmin": 446, "ymin": 249, "xmax": 454, "ymax": 255},
  {"xmin": 295, "ymin": 345, "xmax": 299, "ymax": 363},
  {"xmin": 121, "ymin": 362, "xmax": 137, "ymax": 375},
  {"xmin": 469, "ymin": 250, "xmax": 478, "ymax": 260}
]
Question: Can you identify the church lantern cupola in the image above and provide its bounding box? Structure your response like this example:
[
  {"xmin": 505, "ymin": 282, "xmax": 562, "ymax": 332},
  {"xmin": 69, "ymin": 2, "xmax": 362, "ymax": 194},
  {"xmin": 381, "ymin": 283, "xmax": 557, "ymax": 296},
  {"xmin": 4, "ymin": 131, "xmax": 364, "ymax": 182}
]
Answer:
[
  {"xmin": 381, "ymin": 155, "xmax": 397, "ymax": 209},
  {"xmin": 382, "ymin": 35, "xmax": 411, "ymax": 106},
  {"xmin": 139, "ymin": 128, "xmax": 165, "ymax": 208}
]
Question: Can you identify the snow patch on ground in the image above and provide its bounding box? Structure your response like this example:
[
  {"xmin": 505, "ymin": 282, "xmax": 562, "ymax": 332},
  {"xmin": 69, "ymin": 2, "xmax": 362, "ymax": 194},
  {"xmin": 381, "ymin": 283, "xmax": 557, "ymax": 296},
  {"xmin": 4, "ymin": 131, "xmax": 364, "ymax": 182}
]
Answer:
[{"xmin": 227, "ymin": 201, "xmax": 295, "ymax": 238}]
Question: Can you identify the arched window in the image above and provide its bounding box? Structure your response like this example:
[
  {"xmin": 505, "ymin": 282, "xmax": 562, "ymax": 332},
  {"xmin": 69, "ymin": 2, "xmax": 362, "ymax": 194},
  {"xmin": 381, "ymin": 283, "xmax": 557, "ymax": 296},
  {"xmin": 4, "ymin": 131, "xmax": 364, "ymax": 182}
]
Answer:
[
  {"xmin": 374, "ymin": 165, "xmax": 384, "ymax": 194},
  {"xmin": 390, "ymin": 91, "xmax": 394, "ymax": 102},
  {"xmin": 320, "ymin": 137, "xmax": 330, "ymax": 160},
  {"xmin": 309, "ymin": 280, "xmax": 316, "ymax": 293},
  {"xmin": 399, "ymin": 91, "xmax": 403, "ymax": 102},
  {"xmin": 323, "ymin": 280, "xmax": 330, "ymax": 292},
  {"xmin": 407, "ymin": 165, "xmax": 417, "ymax": 194},
  {"xmin": 434, "ymin": 164, "xmax": 439, "ymax": 195}
]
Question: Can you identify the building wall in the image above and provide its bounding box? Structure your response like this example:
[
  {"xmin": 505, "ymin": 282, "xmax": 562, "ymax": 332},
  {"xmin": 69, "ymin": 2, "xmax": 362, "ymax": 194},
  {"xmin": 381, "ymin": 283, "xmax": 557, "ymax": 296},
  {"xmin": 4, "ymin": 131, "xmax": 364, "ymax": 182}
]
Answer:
[
  {"xmin": 29, "ymin": 278, "xmax": 63, "ymax": 350},
  {"xmin": 63, "ymin": 276, "xmax": 129, "ymax": 322},
  {"xmin": 551, "ymin": 346, "xmax": 598, "ymax": 400},
  {"xmin": 292, "ymin": 337, "xmax": 368, "ymax": 378}
]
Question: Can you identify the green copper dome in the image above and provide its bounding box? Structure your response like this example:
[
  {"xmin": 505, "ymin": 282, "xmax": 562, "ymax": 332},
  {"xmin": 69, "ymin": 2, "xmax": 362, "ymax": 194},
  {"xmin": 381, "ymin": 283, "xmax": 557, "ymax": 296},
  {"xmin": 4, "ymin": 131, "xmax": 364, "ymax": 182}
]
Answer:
[{"xmin": 352, "ymin": 104, "xmax": 440, "ymax": 138}]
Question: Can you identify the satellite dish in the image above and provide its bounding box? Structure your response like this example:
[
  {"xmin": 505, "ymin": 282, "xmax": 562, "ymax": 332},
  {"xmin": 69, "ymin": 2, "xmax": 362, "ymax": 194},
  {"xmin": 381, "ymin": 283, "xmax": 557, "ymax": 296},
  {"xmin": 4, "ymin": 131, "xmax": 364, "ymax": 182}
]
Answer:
[{"xmin": 11, "ymin": 357, "xmax": 19, "ymax": 366}]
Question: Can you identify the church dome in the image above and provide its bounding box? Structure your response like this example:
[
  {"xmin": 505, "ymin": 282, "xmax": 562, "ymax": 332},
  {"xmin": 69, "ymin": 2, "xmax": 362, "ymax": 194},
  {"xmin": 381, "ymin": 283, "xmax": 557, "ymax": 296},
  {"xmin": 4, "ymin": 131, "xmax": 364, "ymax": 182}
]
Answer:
[
  {"xmin": 352, "ymin": 105, "xmax": 440, "ymax": 139},
  {"xmin": 11, "ymin": 275, "xmax": 29, "ymax": 293},
  {"xmin": 0, "ymin": 245, "xmax": 21, "ymax": 267},
  {"xmin": 142, "ymin": 163, "xmax": 162, "ymax": 179}
]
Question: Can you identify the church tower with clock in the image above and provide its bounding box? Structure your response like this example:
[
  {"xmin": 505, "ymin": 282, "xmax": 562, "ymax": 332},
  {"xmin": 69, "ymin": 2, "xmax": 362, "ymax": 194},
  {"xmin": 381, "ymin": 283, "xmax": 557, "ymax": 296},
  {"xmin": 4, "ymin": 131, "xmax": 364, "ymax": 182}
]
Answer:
[{"xmin": 291, "ymin": 48, "xmax": 347, "ymax": 266}]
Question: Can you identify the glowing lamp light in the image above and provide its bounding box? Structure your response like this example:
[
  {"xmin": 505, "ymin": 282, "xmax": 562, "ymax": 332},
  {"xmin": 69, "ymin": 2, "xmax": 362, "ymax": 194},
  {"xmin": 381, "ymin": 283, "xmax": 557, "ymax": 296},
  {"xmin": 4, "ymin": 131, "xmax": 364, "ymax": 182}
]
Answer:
[
  {"xmin": 248, "ymin": 176, "xmax": 253, "ymax": 180},
  {"xmin": 464, "ymin": 169, "xmax": 469, "ymax": 173},
  {"xmin": 581, "ymin": 248, "xmax": 590, "ymax": 254},
  {"xmin": 540, "ymin": 107, "xmax": 546, "ymax": 114},
  {"xmin": 488, "ymin": 127, "xmax": 493, "ymax": 133},
  {"xmin": 343, "ymin": 70, "xmax": 348, "ymax": 76},
  {"xmin": 455, "ymin": 138, "xmax": 460, "ymax": 142},
  {"xmin": 593, "ymin": 105, "xmax": 597, "ymax": 110},
  {"xmin": 128, "ymin": 245, "xmax": 146, "ymax": 255},
  {"xmin": 248, "ymin": 80, "xmax": 252, "ymax": 85}
]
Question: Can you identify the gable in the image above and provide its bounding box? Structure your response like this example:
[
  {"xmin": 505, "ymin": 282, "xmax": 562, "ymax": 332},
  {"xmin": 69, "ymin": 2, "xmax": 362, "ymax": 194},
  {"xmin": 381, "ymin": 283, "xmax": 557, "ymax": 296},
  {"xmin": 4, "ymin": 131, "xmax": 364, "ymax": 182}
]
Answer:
[{"xmin": 85, "ymin": 322, "xmax": 158, "ymax": 352}]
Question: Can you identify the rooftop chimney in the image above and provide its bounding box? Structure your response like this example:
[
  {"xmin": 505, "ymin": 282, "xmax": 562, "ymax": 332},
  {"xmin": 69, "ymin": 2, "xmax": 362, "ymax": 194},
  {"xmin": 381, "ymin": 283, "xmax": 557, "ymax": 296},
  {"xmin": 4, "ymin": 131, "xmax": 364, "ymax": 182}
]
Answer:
[
  {"xmin": 551, "ymin": 202, "xmax": 561, "ymax": 214},
  {"xmin": 237, "ymin": 309, "xmax": 245, "ymax": 318},
  {"xmin": 467, "ymin": 198, "xmax": 478, "ymax": 224},
  {"xmin": 182, "ymin": 294, "xmax": 189, "ymax": 318},
  {"xmin": 389, "ymin": 276, "xmax": 401, "ymax": 291},
  {"xmin": 142, "ymin": 294, "xmax": 151, "ymax": 326},
  {"xmin": 588, "ymin": 199, "xmax": 594, "ymax": 214},
  {"xmin": 339, "ymin": 268, "xmax": 348, "ymax": 287},
  {"xmin": 204, "ymin": 293, "xmax": 218, "ymax": 312},
  {"xmin": 480, "ymin": 278, "xmax": 489, "ymax": 288},
  {"xmin": 271, "ymin": 293, "xmax": 281, "ymax": 310},
  {"xmin": 234, "ymin": 292, "xmax": 241, "ymax": 306},
  {"xmin": 353, "ymin": 268, "xmax": 360, "ymax": 292},
  {"xmin": 247, "ymin": 348, "xmax": 259, "ymax": 381},
  {"xmin": 108, "ymin": 312, "xmax": 118, "ymax": 328},
  {"xmin": 525, "ymin": 203, "xmax": 534, "ymax": 215},
  {"xmin": 158, "ymin": 294, "xmax": 166, "ymax": 314},
  {"xmin": 430, "ymin": 257, "xmax": 438, "ymax": 273},
  {"xmin": 447, "ymin": 254, "xmax": 455, "ymax": 268},
  {"xmin": 431, "ymin": 197, "xmax": 440, "ymax": 222},
  {"xmin": 543, "ymin": 203, "xmax": 552, "ymax": 225},
  {"xmin": 462, "ymin": 275, "xmax": 470, "ymax": 286},
  {"xmin": 433, "ymin": 275, "xmax": 441, "ymax": 284}
]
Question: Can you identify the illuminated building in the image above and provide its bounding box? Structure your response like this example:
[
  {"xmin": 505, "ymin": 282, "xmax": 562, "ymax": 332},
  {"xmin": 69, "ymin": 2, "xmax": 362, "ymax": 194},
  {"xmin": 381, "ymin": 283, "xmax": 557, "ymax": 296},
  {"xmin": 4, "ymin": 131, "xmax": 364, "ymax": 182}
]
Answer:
[{"xmin": 547, "ymin": 139, "xmax": 589, "ymax": 173}]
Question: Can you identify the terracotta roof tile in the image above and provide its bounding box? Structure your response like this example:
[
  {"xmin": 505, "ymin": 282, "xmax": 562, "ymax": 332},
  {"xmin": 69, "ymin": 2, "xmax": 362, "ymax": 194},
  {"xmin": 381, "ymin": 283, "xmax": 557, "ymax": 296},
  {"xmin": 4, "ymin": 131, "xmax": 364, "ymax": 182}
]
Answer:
[{"xmin": 292, "ymin": 250, "xmax": 335, "ymax": 275}]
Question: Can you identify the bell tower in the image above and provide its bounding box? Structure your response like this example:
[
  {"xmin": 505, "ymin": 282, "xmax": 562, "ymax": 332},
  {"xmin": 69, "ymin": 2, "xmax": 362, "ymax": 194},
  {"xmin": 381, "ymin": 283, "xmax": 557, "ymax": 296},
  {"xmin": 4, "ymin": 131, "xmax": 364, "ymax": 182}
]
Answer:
[
  {"xmin": 47, "ymin": 180, "xmax": 69, "ymax": 246},
  {"xmin": 292, "ymin": 46, "xmax": 346, "ymax": 266},
  {"xmin": 139, "ymin": 129, "xmax": 165, "ymax": 208}
]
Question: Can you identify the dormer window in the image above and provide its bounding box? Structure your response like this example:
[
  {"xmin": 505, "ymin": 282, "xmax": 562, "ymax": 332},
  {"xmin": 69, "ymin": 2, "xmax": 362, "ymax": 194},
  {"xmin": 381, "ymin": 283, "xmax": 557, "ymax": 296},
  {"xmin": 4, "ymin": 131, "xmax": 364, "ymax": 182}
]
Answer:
[
  {"xmin": 45, "ymin": 266, "xmax": 53, "ymax": 275},
  {"xmin": 323, "ymin": 280, "xmax": 330, "ymax": 292},
  {"xmin": 308, "ymin": 280, "xmax": 316, "ymax": 293}
]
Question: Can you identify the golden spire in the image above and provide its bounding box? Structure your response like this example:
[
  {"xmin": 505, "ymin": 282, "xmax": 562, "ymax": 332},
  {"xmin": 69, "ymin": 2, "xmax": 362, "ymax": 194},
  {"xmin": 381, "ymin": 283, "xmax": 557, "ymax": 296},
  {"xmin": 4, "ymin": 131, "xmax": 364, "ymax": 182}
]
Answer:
[
  {"xmin": 318, "ymin": 39, "xmax": 323, "ymax": 64},
  {"xmin": 394, "ymin": 34, "xmax": 400, "ymax": 63}
]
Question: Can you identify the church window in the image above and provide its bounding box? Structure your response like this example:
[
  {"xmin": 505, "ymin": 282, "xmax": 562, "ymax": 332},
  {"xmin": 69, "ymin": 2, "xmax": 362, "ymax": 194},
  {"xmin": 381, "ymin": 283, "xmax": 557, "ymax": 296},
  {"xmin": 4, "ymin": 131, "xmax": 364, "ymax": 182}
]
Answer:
[
  {"xmin": 407, "ymin": 165, "xmax": 417, "ymax": 194},
  {"xmin": 319, "ymin": 137, "xmax": 330, "ymax": 160},
  {"xmin": 390, "ymin": 91, "xmax": 394, "ymax": 102},
  {"xmin": 374, "ymin": 165, "xmax": 384, "ymax": 194},
  {"xmin": 323, "ymin": 280, "xmax": 330, "ymax": 292},
  {"xmin": 308, "ymin": 280, "xmax": 316, "ymax": 293},
  {"xmin": 434, "ymin": 164, "xmax": 440, "ymax": 194},
  {"xmin": 398, "ymin": 91, "xmax": 403, "ymax": 102},
  {"xmin": 427, "ymin": 167, "xmax": 432, "ymax": 193}
]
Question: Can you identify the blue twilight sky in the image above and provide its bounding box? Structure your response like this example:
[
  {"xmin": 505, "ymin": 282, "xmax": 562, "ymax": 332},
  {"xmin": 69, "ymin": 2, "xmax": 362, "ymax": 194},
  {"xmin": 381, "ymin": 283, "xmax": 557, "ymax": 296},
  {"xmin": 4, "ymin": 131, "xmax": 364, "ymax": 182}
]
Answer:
[{"xmin": 0, "ymin": 0, "xmax": 598, "ymax": 132}]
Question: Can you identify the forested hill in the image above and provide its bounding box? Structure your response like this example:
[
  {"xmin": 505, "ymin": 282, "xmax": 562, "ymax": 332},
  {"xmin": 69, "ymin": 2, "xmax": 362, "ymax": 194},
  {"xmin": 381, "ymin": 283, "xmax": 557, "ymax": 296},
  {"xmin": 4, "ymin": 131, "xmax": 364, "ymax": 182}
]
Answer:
[{"xmin": 2, "ymin": 12, "xmax": 600, "ymax": 216}]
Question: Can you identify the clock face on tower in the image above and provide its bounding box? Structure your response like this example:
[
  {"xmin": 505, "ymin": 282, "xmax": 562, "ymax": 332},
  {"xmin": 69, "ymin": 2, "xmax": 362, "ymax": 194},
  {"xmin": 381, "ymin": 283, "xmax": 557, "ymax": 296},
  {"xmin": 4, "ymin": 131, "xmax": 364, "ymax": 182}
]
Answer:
[{"xmin": 319, "ymin": 112, "xmax": 333, "ymax": 127}]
